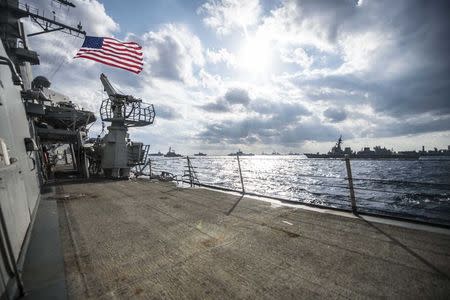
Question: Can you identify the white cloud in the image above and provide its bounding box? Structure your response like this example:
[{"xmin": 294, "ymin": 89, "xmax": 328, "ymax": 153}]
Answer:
[
  {"xmin": 337, "ymin": 31, "xmax": 388, "ymax": 74},
  {"xmin": 198, "ymin": 69, "xmax": 223, "ymax": 91},
  {"xmin": 256, "ymin": 1, "xmax": 336, "ymax": 52},
  {"xmin": 197, "ymin": 0, "xmax": 261, "ymax": 36},
  {"xmin": 205, "ymin": 48, "xmax": 236, "ymax": 67},
  {"xmin": 73, "ymin": 0, "xmax": 119, "ymax": 36},
  {"xmin": 280, "ymin": 47, "xmax": 313, "ymax": 69},
  {"xmin": 141, "ymin": 24, "xmax": 204, "ymax": 85}
]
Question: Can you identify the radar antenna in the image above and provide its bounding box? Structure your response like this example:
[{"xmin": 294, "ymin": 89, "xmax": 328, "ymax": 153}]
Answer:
[
  {"xmin": 0, "ymin": 1, "xmax": 85, "ymax": 38},
  {"xmin": 0, "ymin": 0, "xmax": 86, "ymax": 67},
  {"xmin": 21, "ymin": 2, "xmax": 86, "ymax": 37}
]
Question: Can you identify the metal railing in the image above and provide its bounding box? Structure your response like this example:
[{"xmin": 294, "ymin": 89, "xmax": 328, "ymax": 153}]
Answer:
[
  {"xmin": 137, "ymin": 155, "xmax": 450, "ymax": 227},
  {"xmin": 99, "ymin": 99, "xmax": 155, "ymax": 127}
]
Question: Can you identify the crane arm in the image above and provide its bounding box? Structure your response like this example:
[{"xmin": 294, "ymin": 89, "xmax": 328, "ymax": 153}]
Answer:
[
  {"xmin": 100, "ymin": 73, "xmax": 117, "ymax": 97},
  {"xmin": 100, "ymin": 73, "xmax": 142, "ymax": 104}
]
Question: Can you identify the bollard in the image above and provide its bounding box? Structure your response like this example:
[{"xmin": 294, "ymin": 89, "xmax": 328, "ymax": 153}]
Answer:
[
  {"xmin": 345, "ymin": 156, "xmax": 357, "ymax": 213},
  {"xmin": 236, "ymin": 154, "xmax": 245, "ymax": 194}
]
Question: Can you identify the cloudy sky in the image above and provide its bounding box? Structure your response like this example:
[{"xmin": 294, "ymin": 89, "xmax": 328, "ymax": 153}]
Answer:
[{"xmin": 26, "ymin": 0, "xmax": 449, "ymax": 154}]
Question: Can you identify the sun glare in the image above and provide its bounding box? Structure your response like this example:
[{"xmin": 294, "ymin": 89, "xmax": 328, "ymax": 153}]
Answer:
[{"xmin": 237, "ymin": 34, "xmax": 272, "ymax": 75}]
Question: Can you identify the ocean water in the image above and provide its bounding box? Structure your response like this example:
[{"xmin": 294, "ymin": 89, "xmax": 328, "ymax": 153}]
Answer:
[{"xmin": 145, "ymin": 156, "xmax": 450, "ymax": 226}]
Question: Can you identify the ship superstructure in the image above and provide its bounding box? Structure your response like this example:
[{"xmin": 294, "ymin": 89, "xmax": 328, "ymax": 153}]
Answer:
[
  {"xmin": 0, "ymin": 0, "xmax": 89, "ymax": 298},
  {"xmin": 304, "ymin": 136, "xmax": 349, "ymax": 158},
  {"xmin": 0, "ymin": 0, "xmax": 158, "ymax": 294}
]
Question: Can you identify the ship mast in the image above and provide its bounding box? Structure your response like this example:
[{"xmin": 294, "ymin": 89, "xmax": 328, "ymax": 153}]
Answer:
[
  {"xmin": 0, "ymin": 0, "xmax": 85, "ymax": 88},
  {"xmin": 337, "ymin": 135, "xmax": 343, "ymax": 150}
]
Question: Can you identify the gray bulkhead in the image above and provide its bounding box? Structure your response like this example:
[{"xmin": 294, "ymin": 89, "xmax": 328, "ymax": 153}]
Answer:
[{"xmin": 0, "ymin": 41, "xmax": 40, "ymax": 297}]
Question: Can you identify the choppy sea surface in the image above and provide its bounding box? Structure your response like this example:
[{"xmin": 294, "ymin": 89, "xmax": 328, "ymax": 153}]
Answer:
[{"xmin": 145, "ymin": 156, "xmax": 450, "ymax": 226}]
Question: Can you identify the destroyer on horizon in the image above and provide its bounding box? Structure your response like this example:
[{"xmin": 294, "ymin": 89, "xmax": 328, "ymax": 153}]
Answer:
[{"xmin": 304, "ymin": 136, "xmax": 450, "ymax": 159}]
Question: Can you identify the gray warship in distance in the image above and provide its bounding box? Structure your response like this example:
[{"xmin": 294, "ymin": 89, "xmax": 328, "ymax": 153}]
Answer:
[
  {"xmin": 304, "ymin": 136, "xmax": 422, "ymax": 159},
  {"xmin": 194, "ymin": 152, "xmax": 207, "ymax": 156},
  {"xmin": 164, "ymin": 147, "xmax": 182, "ymax": 157},
  {"xmin": 228, "ymin": 149, "xmax": 255, "ymax": 156},
  {"xmin": 0, "ymin": 0, "xmax": 155, "ymax": 298}
]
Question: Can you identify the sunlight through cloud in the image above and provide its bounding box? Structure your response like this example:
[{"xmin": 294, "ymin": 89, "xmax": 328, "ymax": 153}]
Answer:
[{"xmin": 237, "ymin": 33, "xmax": 272, "ymax": 75}]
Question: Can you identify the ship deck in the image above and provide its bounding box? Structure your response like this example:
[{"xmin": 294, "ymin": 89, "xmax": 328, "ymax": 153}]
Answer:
[{"xmin": 46, "ymin": 179, "xmax": 450, "ymax": 298}]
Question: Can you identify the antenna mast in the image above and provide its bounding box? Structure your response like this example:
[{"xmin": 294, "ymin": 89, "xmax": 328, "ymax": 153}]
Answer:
[{"xmin": 0, "ymin": 0, "xmax": 86, "ymax": 66}]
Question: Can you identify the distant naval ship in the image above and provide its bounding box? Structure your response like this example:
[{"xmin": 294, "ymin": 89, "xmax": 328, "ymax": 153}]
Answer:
[
  {"xmin": 194, "ymin": 152, "xmax": 207, "ymax": 156},
  {"xmin": 164, "ymin": 147, "xmax": 182, "ymax": 157},
  {"xmin": 228, "ymin": 149, "xmax": 255, "ymax": 156},
  {"xmin": 305, "ymin": 136, "xmax": 450, "ymax": 159},
  {"xmin": 305, "ymin": 136, "xmax": 422, "ymax": 159}
]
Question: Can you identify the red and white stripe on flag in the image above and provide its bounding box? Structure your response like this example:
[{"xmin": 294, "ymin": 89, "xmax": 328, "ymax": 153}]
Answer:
[{"xmin": 74, "ymin": 36, "xmax": 143, "ymax": 74}]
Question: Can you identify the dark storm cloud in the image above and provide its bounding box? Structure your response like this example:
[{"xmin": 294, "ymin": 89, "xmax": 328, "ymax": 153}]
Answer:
[
  {"xmin": 297, "ymin": 70, "xmax": 450, "ymax": 117},
  {"xmin": 200, "ymin": 100, "xmax": 230, "ymax": 112},
  {"xmin": 155, "ymin": 104, "xmax": 181, "ymax": 120},
  {"xmin": 300, "ymin": 74, "xmax": 369, "ymax": 99},
  {"xmin": 279, "ymin": 119, "xmax": 342, "ymax": 144},
  {"xmin": 198, "ymin": 116, "xmax": 340, "ymax": 145},
  {"xmin": 199, "ymin": 88, "xmax": 311, "ymax": 119},
  {"xmin": 199, "ymin": 117, "xmax": 269, "ymax": 144},
  {"xmin": 199, "ymin": 87, "xmax": 251, "ymax": 112},
  {"xmin": 287, "ymin": 0, "xmax": 450, "ymax": 139},
  {"xmin": 373, "ymin": 116, "xmax": 450, "ymax": 138},
  {"xmin": 306, "ymin": 88, "xmax": 365, "ymax": 104},
  {"xmin": 249, "ymin": 99, "xmax": 311, "ymax": 121},
  {"xmin": 224, "ymin": 88, "xmax": 251, "ymax": 105},
  {"xmin": 323, "ymin": 107, "xmax": 347, "ymax": 122},
  {"xmin": 371, "ymin": 72, "xmax": 450, "ymax": 116},
  {"xmin": 198, "ymin": 87, "xmax": 317, "ymax": 145}
]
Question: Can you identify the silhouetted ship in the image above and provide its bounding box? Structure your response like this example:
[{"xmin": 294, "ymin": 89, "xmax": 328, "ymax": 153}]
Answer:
[
  {"xmin": 194, "ymin": 152, "xmax": 207, "ymax": 156},
  {"xmin": 261, "ymin": 151, "xmax": 281, "ymax": 155},
  {"xmin": 419, "ymin": 146, "xmax": 450, "ymax": 160},
  {"xmin": 228, "ymin": 149, "xmax": 255, "ymax": 156},
  {"xmin": 164, "ymin": 147, "xmax": 182, "ymax": 157},
  {"xmin": 303, "ymin": 136, "xmax": 447, "ymax": 159},
  {"xmin": 149, "ymin": 151, "xmax": 164, "ymax": 156}
]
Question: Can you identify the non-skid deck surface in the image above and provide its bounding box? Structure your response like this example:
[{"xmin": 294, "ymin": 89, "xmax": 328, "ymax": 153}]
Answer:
[{"xmin": 57, "ymin": 179, "xmax": 450, "ymax": 299}]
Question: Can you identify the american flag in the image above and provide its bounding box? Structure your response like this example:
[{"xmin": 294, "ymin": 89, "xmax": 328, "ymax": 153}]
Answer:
[{"xmin": 74, "ymin": 36, "xmax": 143, "ymax": 74}]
